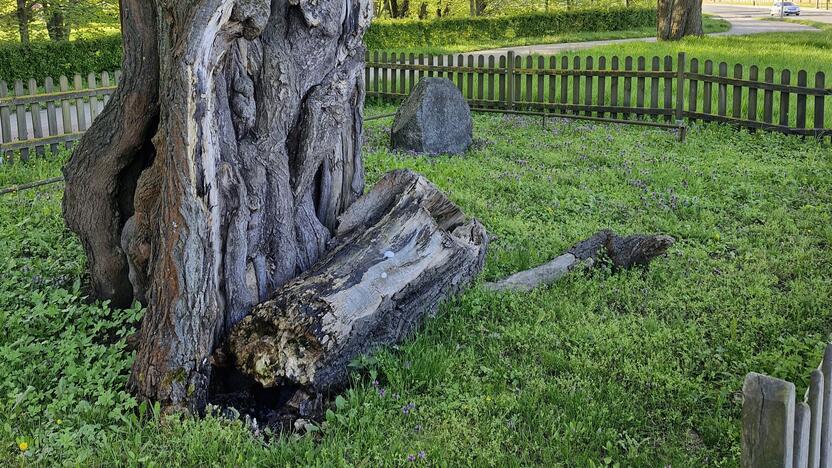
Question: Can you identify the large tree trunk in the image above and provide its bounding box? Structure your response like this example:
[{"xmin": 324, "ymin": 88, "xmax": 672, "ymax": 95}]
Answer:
[
  {"xmin": 657, "ymin": 0, "xmax": 704, "ymax": 41},
  {"xmin": 16, "ymin": 0, "xmax": 31, "ymax": 46},
  {"xmin": 227, "ymin": 170, "xmax": 488, "ymax": 392},
  {"xmin": 63, "ymin": 0, "xmax": 372, "ymax": 411}
]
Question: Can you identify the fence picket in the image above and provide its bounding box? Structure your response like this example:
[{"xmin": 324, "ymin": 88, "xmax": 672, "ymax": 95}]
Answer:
[
  {"xmin": 427, "ymin": 54, "xmax": 434, "ymax": 78},
  {"xmin": 0, "ymin": 81, "xmax": 11, "ymax": 160},
  {"xmin": 436, "ymin": 53, "xmax": 443, "ymax": 79},
  {"xmin": 536, "ymin": 56, "xmax": 544, "ymax": 104},
  {"xmin": 14, "ymin": 81, "xmax": 29, "ymax": 161},
  {"xmin": 717, "ymin": 62, "xmax": 728, "ymax": 117},
  {"xmin": 779, "ymin": 70, "xmax": 791, "ymax": 127},
  {"xmin": 515, "ymin": 54, "xmax": 523, "ymax": 110},
  {"xmin": 650, "ymin": 56, "xmax": 660, "ymax": 120},
  {"xmin": 499, "ymin": 55, "xmax": 507, "ymax": 106},
  {"xmin": 748, "ymin": 66, "xmax": 758, "ymax": 124},
  {"xmin": 88, "ymin": 73, "xmax": 100, "ymax": 120},
  {"xmin": 560, "ymin": 56, "xmax": 569, "ymax": 114},
  {"xmin": 815, "ymin": 72, "xmax": 826, "ymax": 133},
  {"xmin": 733, "ymin": 64, "xmax": 743, "ymax": 120},
  {"xmin": 400, "ymin": 54, "xmax": 407, "ymax": 95},
  {"xmin": 446, "ymin": 54, "xmax": 454, "ymax": 87},
  {"xmin": 610, "ymin": 56, "xmax": 619, "ymax": 119},
  {"xmin": 45, "ymin": 77, "xmax": 59, "ymax": 153},
  {"xmin": 664, "ymin": 55, "xmax": 673, "ymax": 121},
  {"xmin": 572, "ymin": 56, "xmax": 582, "ymax": 116},
  {"xmin": 468, "ymin": 55, "xmax": 476, "ymax": 103},
  {"xmin": 381, "ymin": 52, "xmax": 388, "ymax": 96},
  {"xmin": 584, "ymin": 56, "xmax": 594, "ymax": 116},
  {"xmin": 623, "ymin": 56, "xmax": 633, "ymax": 119},
  {"xmin": 409, "ymin": 53, "xmax": 416, "ymax": 93},
  {"xmin": 28, "ymin": 79, "xmax": 44, "ymax": 156},
  {"xmin": 796, "ymin": 70, "xmax": 807, "ymax": 129},
  {"xmin": 636, "ymin": 56, "xmax": 646, "ymax": 113},
  {"xmin": 688, "ymin": 58, "xmax": 699, "ymax": 117},
  {"xmin": 74, "ymin": 74, "xmax": 87, "ymax": 132},
  {"xmin": 525, "ymin": 55, "xmax": 533, "ymax": 105},
  {"xmin": 479, "ymin": 55, "xmax": 486, "ymax": 105},
  {"xmin": 763, "ymin": 67, "xmax": 774, "ymax": 124},
  {"xmin": 457, "ymin": 54, "xmax": 465, "ymax": 92},
  {"xmin": 703, "ymin": 61, "xmax": 714, "ymax": 115},
  {"xmin": 102, "ymin": 72, "xmax": 112, "ymax": 106},
  {"xmin": 597, "ymin": 56, "xmax": 607, "ymax": 118},
  {"xmin": 487, "ymin": 56, "xmax": 496, "ymax": 108}
]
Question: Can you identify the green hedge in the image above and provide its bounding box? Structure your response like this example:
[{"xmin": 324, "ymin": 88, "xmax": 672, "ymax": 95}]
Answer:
[
  {"xmin": 0, "ymin": 7, "xmax": 655, "ymax": 83},
  {"xmin": 0, "ymin": 35, "xmax": 122, "ymax": 84},
  {"xmin": 365, "ymin": 7, "xmax": 657, "ymax": 50}
]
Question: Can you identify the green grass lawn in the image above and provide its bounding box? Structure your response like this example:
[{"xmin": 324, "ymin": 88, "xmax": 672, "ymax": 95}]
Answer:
[
  {"xmin": 1, "ymin": 108, "xmax": 830, "ymax": 466},
  {"xmin": 380, "ymin": 16, "xmax": 731, "ymax": 55},
  {"xmin": 569, "ymin": 21, "xmax": 832, "ymax": 75}
]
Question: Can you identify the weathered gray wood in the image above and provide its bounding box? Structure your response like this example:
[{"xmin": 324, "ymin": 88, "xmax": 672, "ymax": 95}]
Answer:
[
  {"xmin": 45, "ymin": 77, "xmax": 59, "ymax": 153},
  {"xmin": 88, "ymin": 73, "xmax": 100, "ymax": 121},
  {"xmin": 780, "ymin": 70, "xmax": 792, "ymax": 127},
  {"xmin": 73, "ymin": 74, "xmax": 87, "ymax": 131},
  {"xmin": 796, "ymin": 70, "xmax": 807, "ymax": 129},
  {"xmin": 636, "ymin": 56, "xmax": 646, "ymax": 111},
  {"xmin": 585, "ymin": 56, "xmax": 594, "ymax": 116},
  {"xmin": 597, "ymin": 56, "xmax": 606, "ymax": 117},
  {"xmin": 664, "ymin": 55, "xmax": 673, "ymax": 121},
  {"xmin": 676, "ymin": 52, "xmax": 686, "ymax": 121},
  {"xmin": 814, "ymin": 73, "xmax": 825, "ymax": 131},
  {"xmin": 733, "ymin": 64, "xmax": 743, "ymax": 120},
  {"xmin": 718, "ymin": 62, "xmax": 728, "ymax": 117},
  {"xmin": 623, "ymin": 56, "xmax": 633, "ymax": 118},
  {"xmin": 764, "ymin": 67, "xmax": 775, "ymax": 124},
  {"xmin": 228, "ymin": 170, "xmax": 488, "ymax": 391},
  {"xmin": 610, "ymin": 57, "xmax": 619, "ymax": 119},
  {"xmin": 28, "ymin": 79, "xmax": 44, "ymax": 156},
  {"xmin": 742, "ymin": 372, "xmax": 795, "ymax": 468},
  {"xmin": 795, "ymin": 402, "xmax": 810, "ymax": 468},
  {"xmin": 59, "ymin": 76, "xmax": 72, "ymax": 136},
  {"xmin": 485, "ymin": 230, "xmax": 674, "ymax": 293},
  {"xmin": 0, "ymin": 81, "xmax": 11, "ymax": 161},
  {"xmin": 14, "ymin": 81, "xmax": 29, "ymax": 161},
  {"xmin": 820, "ymin": 344, "xmax": 832, "ymax": 467},
  {"xmin": 572, "ymin": 56, "xmax": 581, "ymax": 116},
  {"xmin": 748, "ymin": 66, "xmax": 759, "ymax": 123},
  {"xmin": 808, "ymin": 369, "xmax": 824, "ymax": 468}
]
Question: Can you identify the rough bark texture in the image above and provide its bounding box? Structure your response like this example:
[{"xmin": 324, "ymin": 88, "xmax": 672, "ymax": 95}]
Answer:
[
  {"xmin": 485, "ymin": 230, "xmax": 674, "ymax": 293},
  {"xmin": 63, "ymin": 0, "xmax": 372, "ymax": 411},
  {"xmin": 227, "ymin": 170, "xmax": 488, "ymax": 392},
  {"xmin": 657, "ymin": 0, "xmax": 703, "ymax": 41}
]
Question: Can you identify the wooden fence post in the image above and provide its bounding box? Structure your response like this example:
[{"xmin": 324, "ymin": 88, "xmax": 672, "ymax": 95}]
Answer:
[
  {"xmin": 676, "ymin": 52, "xmax": 686, "ymax": 122},
  {"xmin": 742, "ymin": 372, "xmax": 795, "ymax": 468},
  {"xmin": 507, "ymin": 51, "xmax": 515, "ymax": 110},
  {"xmin": 808, "ymin": 369, "xmax": 824, "ymax": 468}
]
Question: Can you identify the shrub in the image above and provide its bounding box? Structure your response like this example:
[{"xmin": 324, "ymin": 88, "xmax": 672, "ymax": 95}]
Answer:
[
  {"xmin": 0, "ymin": 7, "xmax": 656, "ymax": 82},
  {"xmin": 365, "ymin": 7, "xmax": 657, "ymax": 50},
  {"xmin": 0, "ymin": 34, "xmax": 122, "ymax": 84}
]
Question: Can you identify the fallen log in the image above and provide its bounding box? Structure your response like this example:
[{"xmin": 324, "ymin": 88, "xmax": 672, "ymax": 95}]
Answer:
[
  {"xmin": 227, "ymin": 170, "xmax": 488, "ymax": 391},
  {"xmin": 485, "ymin": 230, "xmax": 674, "ymax": 293}
]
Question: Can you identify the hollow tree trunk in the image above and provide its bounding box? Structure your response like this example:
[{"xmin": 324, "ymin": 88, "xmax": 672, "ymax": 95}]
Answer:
[
  {"xmin": 227, "ymin": 170, "xmax": 488, "ymax": 391},
  {"xmin": 63, "ymin": 0, "xmax": 372, "ymax": 411},
  {"xmin": 657, "ymin": 0, "xmax": 704, "ymax": 41}
]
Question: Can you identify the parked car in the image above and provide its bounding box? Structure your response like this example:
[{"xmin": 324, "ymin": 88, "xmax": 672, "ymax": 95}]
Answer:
[{"xmin": 770, "ymin": 2, "xmax": 801, "ymax": 16}]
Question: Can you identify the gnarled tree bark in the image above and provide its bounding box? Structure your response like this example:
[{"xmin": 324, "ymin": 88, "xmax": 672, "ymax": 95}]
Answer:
[
  {"xmin": 63, "ymin": 0, "xmax": 373, "ymax": 411},
  {"xmin": 657, "ymin": 0, "xmax": 703, "ymax": 41}
]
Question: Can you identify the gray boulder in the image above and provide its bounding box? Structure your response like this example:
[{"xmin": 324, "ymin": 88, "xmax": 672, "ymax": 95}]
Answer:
[{"xmin": 391, "ymin": 77, "xmax": 473, "ymax": 155}]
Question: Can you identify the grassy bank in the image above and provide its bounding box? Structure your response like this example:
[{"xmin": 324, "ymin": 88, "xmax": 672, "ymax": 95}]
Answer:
[{"xmin": 2, "ymin": 109, "xmax": 831, "ymax": 465}]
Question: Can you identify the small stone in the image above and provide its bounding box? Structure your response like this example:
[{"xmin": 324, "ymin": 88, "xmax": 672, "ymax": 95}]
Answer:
[{"xmin": 391, "ymin": 77, "xmax": 473, "ymax": 155}]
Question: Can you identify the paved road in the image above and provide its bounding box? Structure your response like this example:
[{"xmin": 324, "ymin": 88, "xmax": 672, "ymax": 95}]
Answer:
[{"xmin": 474, "ymin": 4, "xmax": 824, "ymax": 56}]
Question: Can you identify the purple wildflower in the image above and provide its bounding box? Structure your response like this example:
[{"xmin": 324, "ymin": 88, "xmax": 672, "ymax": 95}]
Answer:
[
  {"xmin": 418, "ymin": 451, "xmax": 426, "ymax": 460},
  {"xmin": 378, "ymin": 388, "xmax": 386, "ymax": 397},
  {"xmin": 407, "ymin": 454, "xmax": 416, "ymax": 462},
  {"xmin": 372, "ymin": 380, "xmax": 379, "ymax": 388}
]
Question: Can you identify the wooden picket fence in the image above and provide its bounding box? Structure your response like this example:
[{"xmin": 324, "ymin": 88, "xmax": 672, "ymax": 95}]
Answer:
[
  {"xmin": 743, "ymin": 344, "xmax": 832, "ymax": 468},
  {"xmin": 1, "ymin": 51, "xmax": 830, "ymax": 160},
  {"xmin": 365, "ymin": 51, "xmax": 831, "ymax": 139},
  {"xmin": 0, "ymin": 71, "xmax": 120, "ymax": 162}
]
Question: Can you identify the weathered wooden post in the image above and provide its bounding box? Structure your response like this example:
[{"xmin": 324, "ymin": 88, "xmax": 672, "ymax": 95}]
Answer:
[
  {"xmin": 742, "ymin": 372, "xmax": 796, "ymax": 468},
  {"xmin": 795, "ymin": 403, "xmax": 811, "ymax": 468},
  {"xmin": 821, "ymin": 344, "xmax": 832, "ymax": 467},
  {"xmin": 808, "ymin": 369, "xmax": 824, "ymax": 468}
]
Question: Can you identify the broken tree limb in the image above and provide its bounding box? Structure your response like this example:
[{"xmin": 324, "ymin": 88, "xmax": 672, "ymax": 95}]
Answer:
[
  {"xmin": 227, "ymin": 170, "xmax": 488, "ymax": 392},
  {"xmin": 485, "ymin": 230, "xmax": 674, "ymax": 293}
]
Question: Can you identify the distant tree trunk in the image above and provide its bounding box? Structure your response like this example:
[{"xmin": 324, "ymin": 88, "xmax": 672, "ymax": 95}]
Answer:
[
  {"xmin": 476, "ymin": 0, "xmax": 486, "ymax": 15},
  {"xmin": 657, "ymin": 0, "xmax": 704, "ymax": 40},
  {"xmin": 46, "ymin": 10, "xmax": 71, "ymax": 41},
  {"xmin": 63, "ymin": 0, "xmax": 373, "ymax": 412},
  {"xmin": 16, "ymin": 0, "xmax": 30, "ymax": 46},
  {"xmin": 419, "ymin": 2, "xmax": 428, "ymax": 18},
  {"xmin": 469, "ymin": 0, "xmax": 476, "ymax": 16},
  {"xmin": 390, "ymin": 0, "xmax": 409, "ymax": 17}
]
